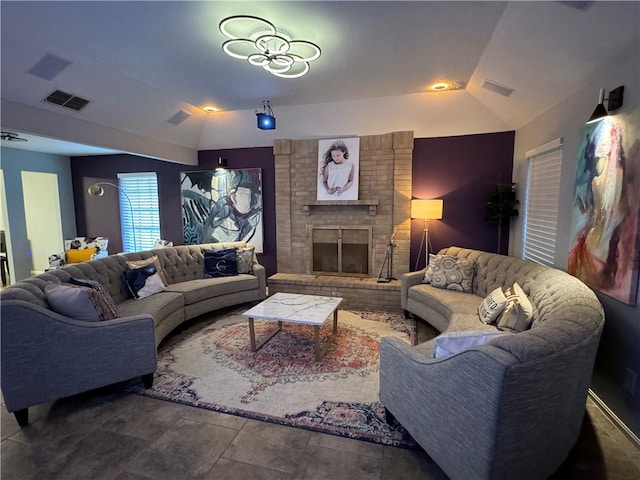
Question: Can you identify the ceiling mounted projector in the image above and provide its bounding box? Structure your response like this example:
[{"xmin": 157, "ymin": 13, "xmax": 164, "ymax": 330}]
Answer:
[{"xmin": 256, "ymin": 100, "xmax": 276, "ymax": 130}]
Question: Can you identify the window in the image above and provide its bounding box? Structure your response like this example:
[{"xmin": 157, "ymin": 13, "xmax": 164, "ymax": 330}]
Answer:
[
  {"xmin": 522, "ymin": 138, "xmax": 563, "ymax": 267},
  {"xmin": 117, "ymin": 172, "xmax": 160, "ymax": 252}
]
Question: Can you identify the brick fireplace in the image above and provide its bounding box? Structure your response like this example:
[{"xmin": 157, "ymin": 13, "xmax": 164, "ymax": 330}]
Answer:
[{"xmin": 268, "ymin": 131, "xmax": 413, "ymax": 310}]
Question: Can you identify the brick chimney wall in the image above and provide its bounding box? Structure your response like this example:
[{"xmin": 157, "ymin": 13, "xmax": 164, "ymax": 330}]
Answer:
[{"xmin": 273, "ymin": 131, "xmax": 413, "ymax": 280}]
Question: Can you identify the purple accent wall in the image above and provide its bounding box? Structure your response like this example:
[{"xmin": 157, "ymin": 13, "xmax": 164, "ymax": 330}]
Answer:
[
  {"xmin": 72, "ymin": 131, "xmax": 514, "ymax": 277},
  {"xmin": 410, "ymin": 131, "xmax": 515, "ymax": 270},
  {"xmin": 71, "ymin": 147, "xmax": 277, "ymax": 276},
  {"xmin": 197, "ymin": 148, "xmax": 276, "ymax": 276}
]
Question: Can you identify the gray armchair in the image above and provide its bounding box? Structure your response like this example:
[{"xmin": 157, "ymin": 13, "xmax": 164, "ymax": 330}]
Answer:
[{"xmin": 1, "ymin": 297, "xmax": 157, "ymax": 426}]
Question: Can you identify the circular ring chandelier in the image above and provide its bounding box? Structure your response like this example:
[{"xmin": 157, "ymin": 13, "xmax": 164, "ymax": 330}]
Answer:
[{"xmin": 219, "ymin": 15, "xmax": 321, "ymax": 79}]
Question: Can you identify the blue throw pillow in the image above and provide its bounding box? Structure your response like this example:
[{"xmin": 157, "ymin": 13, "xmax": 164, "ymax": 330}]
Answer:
[
  {"xmin": 124, "ymin": 263, "xmax": 166, "ymax": 299},
  {"xmin": 203, "ymin": 248, "xmax": 238, "ymax": 278}
]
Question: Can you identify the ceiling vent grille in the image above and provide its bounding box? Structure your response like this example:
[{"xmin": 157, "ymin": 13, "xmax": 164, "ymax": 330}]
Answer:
[
  {"xmin": 44, "ymin": 89, "xmax": 90, "ymax": 111},
  {"xmin": 482, "ymin": 79, "xmax": 514, "ymax": 97}
]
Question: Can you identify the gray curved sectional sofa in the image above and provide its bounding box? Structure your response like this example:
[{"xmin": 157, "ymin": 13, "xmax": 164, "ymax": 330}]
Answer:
[
  {"xmin": 381, "ymin": 246, "xmax": 605, "ymax": 480},
  {"xmin": 1, "ymin": 242, "xmax": 267, "ymax": 426}
]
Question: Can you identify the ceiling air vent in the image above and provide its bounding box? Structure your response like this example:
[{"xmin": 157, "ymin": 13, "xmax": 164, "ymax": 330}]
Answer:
[{"xmin": 44, "ymin": 89, "xmax": 90, "ymax": 111}]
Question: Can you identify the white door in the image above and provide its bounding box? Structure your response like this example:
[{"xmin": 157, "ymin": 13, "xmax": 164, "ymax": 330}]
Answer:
[{"xmin": 21, "ymin": 171, "xmax": 64, "ymax": 274}]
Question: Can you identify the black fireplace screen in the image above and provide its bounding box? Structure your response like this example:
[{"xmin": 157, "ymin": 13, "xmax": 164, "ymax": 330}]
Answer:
[{"xmin": 311, "ymin": 227, "xmax": 371, "ymax": 275}]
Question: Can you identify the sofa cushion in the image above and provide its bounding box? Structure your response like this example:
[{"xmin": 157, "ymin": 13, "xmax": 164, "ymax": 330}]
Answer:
[
  {"xmin": 496, "ymin": 282, "xmax": 533, "ymax": 332},
  {"xmin": 429, "ymin": 255, "xmax": 476, "ymax": 293},
  {"xmin": 408, "ymin": 284, "xmax": 482, "ymax": 319},
  {"xmin": 478, "ymin": 287, "xmax": 507, "ymax": 324},
  {"xmin": 117, "ymin": 291, "xmax": 184, "ymax": 321},
  {"xmin": 203, "ymin": 248, "xmax": 238, "ymax": 278},
  {"xmin": 127, "ymin": 255, "xmax": 169, "ymax": 286},
  {"xmin": 45, "ymin": 282, "xmax": 112, "ymax": 322},
  {"xmin": 165, "ymin": 275, "xmax": 259, "ymax": 305},
  {"xmin": 433, "ymin": 330, "xmax": 510, "ymax": 359}
]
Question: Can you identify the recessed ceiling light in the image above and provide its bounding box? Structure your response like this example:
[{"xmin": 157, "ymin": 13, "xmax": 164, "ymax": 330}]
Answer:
[
  {"xmin": 203, "ymin": 106, "xmax": 218, "ymax": 112},
  {"xmin": 429, "ymin": 81, "xmax": 465, "ymax": 92}
]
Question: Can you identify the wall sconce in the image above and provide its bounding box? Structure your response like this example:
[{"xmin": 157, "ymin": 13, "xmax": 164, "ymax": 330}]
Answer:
[
  {"xmin": 216, "ymin": 157, "xmax": 228, "ymax": 170},
  {"xmin": 411, "ymin": 199, "xmax": 443, "ymax": 270},
  {"xmin": 587, "ymin": 86, "xmax": 624, "ymax": 124},
  {"xmin": 87, "ymin": 182, "xmax": 137, "ymax": 252}
]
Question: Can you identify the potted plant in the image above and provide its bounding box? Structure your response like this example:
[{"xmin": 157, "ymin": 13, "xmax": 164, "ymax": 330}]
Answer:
[{"xmin": 485, "ymin": 182, "xmax": 519, "ymax": 254}]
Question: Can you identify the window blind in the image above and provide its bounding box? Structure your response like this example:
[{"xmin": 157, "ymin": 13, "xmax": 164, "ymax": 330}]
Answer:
[
  {"xmin": 117, "ymin": 172, "xmax": 160, "ymax": 252},
  {"xmin": 522, "ymin": 139, "xmax": 563, "ymax": 267}
]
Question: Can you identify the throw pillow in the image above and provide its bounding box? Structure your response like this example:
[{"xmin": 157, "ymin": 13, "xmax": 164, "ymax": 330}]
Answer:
[
  {"xmin": 496, "ymin": 282, "xmax": 534, "ymax": 332},
  {"xmin": 421, "ymin": 254, "xmax": 438, "ymax": 283},
  {"xmin": 45, "ymin": 282, "xmax": 112, "ymax": 322},
  {"xmin": 429, "ymin": 255, "xmax": 476, "ymax": 293},
  {"xmin": 433, "ymin": 330, "xmax": 510, "ymax": 359},
  {"xmin": 203, "ymin": 248, "xmax": 238, "ymax": 278},
  {"xmin": 68, "ymin": 277, "xmax": 118, "ymax": 319},
  {"xmin": 236, "ymin": 246, "xmax": 255, "ymax": 274},
  {"xmin": 66, "ymin": 247, "xmax": 97, "ymax": 264},
  {"xmin": 124, "ymin": 263, "xmax": 166, "ymax": 299},
  {"xmin": 478, "ymin": 287, "xmax": 508, "ymax": 324},
  {"xmin": 126, "ymin": 255, "xmax": 168, "ymax": 286}
]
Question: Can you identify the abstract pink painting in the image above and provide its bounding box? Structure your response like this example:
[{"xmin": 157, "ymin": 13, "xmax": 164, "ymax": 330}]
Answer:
[{"xmin": 568, "ymin": 110, "xmax": 640, "ymax": 305}]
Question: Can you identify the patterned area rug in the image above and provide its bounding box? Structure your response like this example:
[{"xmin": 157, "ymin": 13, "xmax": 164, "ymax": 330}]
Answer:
[{"xmin": 126, "ymin": 307, "xmax": 418, "ymax": 448}]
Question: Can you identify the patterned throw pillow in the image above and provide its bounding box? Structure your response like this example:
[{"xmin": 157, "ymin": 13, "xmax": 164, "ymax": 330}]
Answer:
[
  {"xmin": 45, "ymin": 282, "xmax": 112, "ymax": 322},
  {"xmin": 126, "ymin": 255, "xmax": 168, "ymax": 286},
  {"xmin": 236, "ymin": 246, "xmax": 255, "ymax": 274},
  {"xmin": 124, "ymin": 263, "xmax": 166, "ymax": 299},
  {"xmin": 429, "ymin": 255, "xmax": 476, "ymax": 293},
  {"xmin": 496, "ymin": 282, "xmax": 534, "ymax": 332},
  {"xmin": 421, "ymin": 254, "xmax": 438, "ymax": 283},
  {"xmin": 478, "ymin": 287, "xmax": 508, "ymax": 324},
  {"xmin": 68, "ymin": 277, "xmax": 118, "ymax": 319},
  {"xmin": 203, "ymin": 248, "xmax": 238, "ymax": 278}
]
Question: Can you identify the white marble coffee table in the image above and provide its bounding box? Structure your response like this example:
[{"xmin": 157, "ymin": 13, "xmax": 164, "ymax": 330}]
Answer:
[{"xmin": 242, "ymin": 292, "xmax": 343, "ymax": 361}]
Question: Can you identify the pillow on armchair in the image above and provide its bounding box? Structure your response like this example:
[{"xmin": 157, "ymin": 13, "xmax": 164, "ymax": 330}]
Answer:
[
  {"xmin": 49, "ymin": 236, "xmax": 109, "ymax": 269},
  {"xmin": 66, "ymin": 247, "xmax": 96, "ymax": 264}
]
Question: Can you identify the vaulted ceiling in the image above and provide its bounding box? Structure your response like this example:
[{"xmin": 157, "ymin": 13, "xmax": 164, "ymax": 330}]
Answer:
[{"xmin": 1, "ymin": 1, "xmax": 638, "ymax": 161}]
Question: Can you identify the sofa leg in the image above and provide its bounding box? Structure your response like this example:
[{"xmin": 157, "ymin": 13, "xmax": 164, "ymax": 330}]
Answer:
[
  {"xmin": 384, "ymin": 407, "xmax": 396, "ymax": 425},
  {"xmin": 403, "ymin": 309, "xmax": 410, "ymax": 319},
  {"xmin": 142, "ymin": 373, "xmax": 154, "ymax": 389},
  {"xmin": 14, "ymin": 408, "xmax": 28, "ymax": 427}
]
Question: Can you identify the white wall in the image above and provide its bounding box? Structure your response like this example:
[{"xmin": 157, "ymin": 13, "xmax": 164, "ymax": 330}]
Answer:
[
  {"xmin": 0, "ymin": 147, "xmax": 76, "ymax": 282},
  {"xmin": 198, "ymin": 90, "xmax": 511, "ymax": 150},
  {"xmin": 511, "ymin": 36, "xmax": 640, "ymax": 435},
  {"xmin": 511, "ymin": 37, "xmax": 638, "ymax": 279}
]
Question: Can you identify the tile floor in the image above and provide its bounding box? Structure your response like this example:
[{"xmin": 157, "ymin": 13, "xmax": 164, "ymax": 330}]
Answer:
[
  {"xmin": 1, "ymin": 383, "xmax": 638, "ymax": 479},
  {"xmin": 1, "ymin": 310, "xmax": 639, "ymax": 479}
]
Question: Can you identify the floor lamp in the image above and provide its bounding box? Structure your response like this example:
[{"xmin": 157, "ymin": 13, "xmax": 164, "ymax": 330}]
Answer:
[
  {"xmin": 411, "ymin": 199, "xmax": 443, "ymax": 270},
  {"xmin": 87, "ymin": 182, "xmax": 137, "ymax": 252}
]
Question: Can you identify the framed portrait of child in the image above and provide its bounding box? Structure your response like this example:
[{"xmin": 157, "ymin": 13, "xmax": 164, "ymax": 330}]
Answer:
[{"xmin": 317, "ymin": 137, "xmax": 360, "ymax": 201}]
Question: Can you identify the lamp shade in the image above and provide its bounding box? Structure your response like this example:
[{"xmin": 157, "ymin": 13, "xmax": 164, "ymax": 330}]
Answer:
[
  {"xmin": 586, "ymin": 88, "xmax": 608, "ymax": 124},
  {"xmin": 411, "ymin": 199, "xmax": 443, "ymax": 219},
  {"xmin": 587, "ymin": 103, "xmax": 608, "ymax": 124}
]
